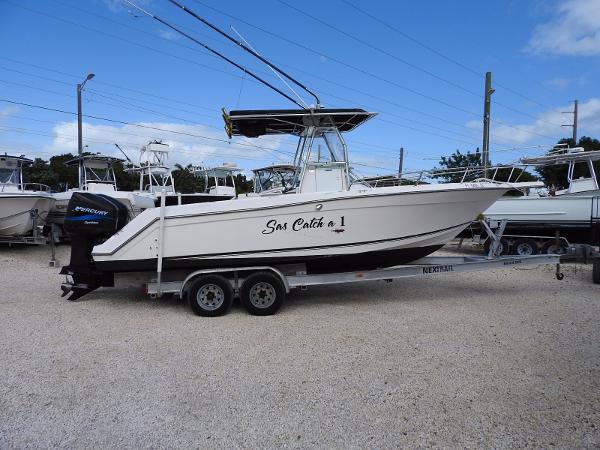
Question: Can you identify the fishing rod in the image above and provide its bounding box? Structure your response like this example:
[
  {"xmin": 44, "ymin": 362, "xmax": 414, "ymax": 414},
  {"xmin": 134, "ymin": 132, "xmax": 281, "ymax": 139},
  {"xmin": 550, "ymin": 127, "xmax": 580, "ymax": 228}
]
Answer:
[
  {"xmin": 121, "ymin": 0, "xmax": 305, "ymax": 109},
  {"xmin": 167, "ymin": 0, "xmax": 321, "ymax": 107}
]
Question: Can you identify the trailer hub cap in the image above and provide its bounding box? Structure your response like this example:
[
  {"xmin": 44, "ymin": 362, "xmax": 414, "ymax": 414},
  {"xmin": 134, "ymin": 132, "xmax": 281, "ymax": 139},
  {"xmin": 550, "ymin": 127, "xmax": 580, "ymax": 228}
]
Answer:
[
  {"xmin": 196, "ymin": 284, "xmax": 225, "ymax": 311},
  {"xmin": 249, "ymin": 282, "xmax": 276, "ymax": 308}
]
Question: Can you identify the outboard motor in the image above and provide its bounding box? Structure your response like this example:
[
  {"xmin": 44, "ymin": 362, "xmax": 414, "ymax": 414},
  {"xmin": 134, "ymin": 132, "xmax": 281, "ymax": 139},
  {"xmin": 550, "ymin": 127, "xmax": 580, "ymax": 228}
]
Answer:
[{"xmin": 60, "ymin": 193, "xmax": 129, "ymax": 300}]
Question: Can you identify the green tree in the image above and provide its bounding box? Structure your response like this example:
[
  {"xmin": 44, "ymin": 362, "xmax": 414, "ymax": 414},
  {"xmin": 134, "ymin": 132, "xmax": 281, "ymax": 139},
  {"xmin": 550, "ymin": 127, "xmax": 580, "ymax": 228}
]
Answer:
[
  {"xmin": 234, "ymin": 173, "xmax": 253, "ymax": 194},
  {"xmin": 23, "ymin": 158, "xmax": 56, "ymax": 189},
  {"xmin": 536, "ymin": 137, "xmax": 600, "ymax": 190},
  {"xmin": 113, "ymin": 161, "xmax": 138, "ymax": 191},
  {"xmin": 172, "ymin": 163, "xmax": 204, "ymax": 193},
  {"xmin": 48, "ymin": 153, "xmax": 78, "ymax": 191},
  {"xmin": 434, "ymin": 148, "xmax": 538, "ymax": 185},
  {"xmin": 433, "ymin": 148, "xmax": 483, "ymax": 182}
]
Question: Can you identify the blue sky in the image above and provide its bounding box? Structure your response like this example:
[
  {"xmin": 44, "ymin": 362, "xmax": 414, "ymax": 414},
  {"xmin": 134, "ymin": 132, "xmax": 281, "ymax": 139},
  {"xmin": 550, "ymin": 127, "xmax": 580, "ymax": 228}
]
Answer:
[{"xmin": 1, "ymin": 0, "xmax": 599, "ymax": 177}]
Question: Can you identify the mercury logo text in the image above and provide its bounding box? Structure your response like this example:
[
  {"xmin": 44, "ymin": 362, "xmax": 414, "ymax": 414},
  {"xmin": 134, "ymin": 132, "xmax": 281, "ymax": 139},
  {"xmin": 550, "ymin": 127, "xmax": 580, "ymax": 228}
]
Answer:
[{"xmin": 74, "ymin": 206, "xmax": 109, "ymax": 216}]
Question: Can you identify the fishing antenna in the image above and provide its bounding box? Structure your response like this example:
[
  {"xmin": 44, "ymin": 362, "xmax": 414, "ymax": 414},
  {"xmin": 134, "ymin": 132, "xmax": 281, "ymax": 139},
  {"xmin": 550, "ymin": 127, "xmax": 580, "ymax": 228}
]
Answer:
[
  {"xmin": 166, "ymin": 0, "xmax": 321, "ymax": 107},
  {"xmin": 230, "ymin": 25, "xmax": 309, "ymax": 109},
  {"xmin": 114, "ymin": 143, "xmax": 133, "ymax": 163},
  {"xmin": 121, "ymin": 0, "xmax": 305, "ymax": 109}
]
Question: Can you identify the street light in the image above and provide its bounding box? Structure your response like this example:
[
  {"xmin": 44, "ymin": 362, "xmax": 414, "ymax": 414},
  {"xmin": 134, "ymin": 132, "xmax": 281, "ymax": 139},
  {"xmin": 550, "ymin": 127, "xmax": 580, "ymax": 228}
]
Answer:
[{"xmin": 77, "ymin": 73, "xmax": 94, "ymax": 187}]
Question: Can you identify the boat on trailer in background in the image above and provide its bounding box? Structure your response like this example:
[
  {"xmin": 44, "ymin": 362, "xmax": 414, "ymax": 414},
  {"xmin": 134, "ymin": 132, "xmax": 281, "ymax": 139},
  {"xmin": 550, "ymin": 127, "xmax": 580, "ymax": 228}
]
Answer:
[
  {"xmin": 47, "ymin": 154, "xmax": 155, "ymax": 239},
  {"xmin": 468, "ymin": 146, "xmax": 600, "ymax": 255},
  {"xmin": 130, "ymin": 141, "xmax": 238, "ymax": 206},
  {"xmin": 0, "ymin": 154, "xmax": 54, "ymax": 243}
]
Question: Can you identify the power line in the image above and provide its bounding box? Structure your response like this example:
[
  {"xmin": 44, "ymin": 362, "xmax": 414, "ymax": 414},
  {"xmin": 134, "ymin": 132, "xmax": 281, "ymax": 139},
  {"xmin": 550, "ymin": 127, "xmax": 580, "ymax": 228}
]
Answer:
[
  {"xmin": 188, "ymin": 1, "xmax": 564, "ymax": 138},
  {"xmin": 278, "ymin": 0, "xmax": 563, "ymax": 127},
  {"xmin": 0, "ymin": 98, "xmax": 296, "ymax": 157},
  {"xmin": 277, "ymin": 0, "xmax": 481, "ymax": 99},
  {"xmin": 339, "ymin": 0, "xmax": 554, "ymax": 110},
  {"xmin": 188, "ymin": 0, "xmax": 479, "ymax": 116}
]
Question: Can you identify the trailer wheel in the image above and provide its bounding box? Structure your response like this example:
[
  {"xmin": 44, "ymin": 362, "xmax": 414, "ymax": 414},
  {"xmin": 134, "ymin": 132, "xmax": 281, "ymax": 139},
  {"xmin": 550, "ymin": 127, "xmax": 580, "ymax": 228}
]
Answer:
[
  {"xmin": 240, "ymin": 272, "xmax": 285, "ymax": 316},
  {"xmin": 542, "ymin": 240, "xmax": 568, "ymax": 255},
  {"xmin": 484, "ymin": 237, "xmax": 509, "ymax": 256},
  {"xmin": 512, "ymin": 238, "xmax": 539, "ymax": 256},
  {"xmin": 593, "ymin": 259, "xmax": 600, "ymax": 284},
  {"xmin": 187, "ymin": 275, "xmax": 233, "ymax": 317}
]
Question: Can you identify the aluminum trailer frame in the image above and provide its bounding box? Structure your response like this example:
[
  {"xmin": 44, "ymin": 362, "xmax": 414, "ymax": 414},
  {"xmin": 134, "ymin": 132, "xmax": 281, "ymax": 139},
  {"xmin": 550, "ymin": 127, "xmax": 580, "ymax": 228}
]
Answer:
[{"xmin": 144, "ymin": 253, "xmax": 561, "ymax": 298}]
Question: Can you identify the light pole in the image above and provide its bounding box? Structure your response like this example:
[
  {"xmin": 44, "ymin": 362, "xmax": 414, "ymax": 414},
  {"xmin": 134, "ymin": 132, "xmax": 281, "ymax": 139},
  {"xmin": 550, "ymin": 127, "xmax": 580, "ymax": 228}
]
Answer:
[{"xmin": 77, "ymin": 73, "xmax": 94, "ymax": 187}]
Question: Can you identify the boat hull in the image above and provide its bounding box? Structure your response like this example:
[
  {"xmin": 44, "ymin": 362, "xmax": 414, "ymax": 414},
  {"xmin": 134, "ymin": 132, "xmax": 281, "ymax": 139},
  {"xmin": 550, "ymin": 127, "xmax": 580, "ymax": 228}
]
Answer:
[
  {"xmin": 482, "ymin": 194, "xmax": 600, "ymax": 243},
  {"xmin": 0, "ymin": 193, "xmax": 55, "ymax": 236},
  {"xmin": 93, "ymin": 183, "xmax": 510, "ymax": 273}
]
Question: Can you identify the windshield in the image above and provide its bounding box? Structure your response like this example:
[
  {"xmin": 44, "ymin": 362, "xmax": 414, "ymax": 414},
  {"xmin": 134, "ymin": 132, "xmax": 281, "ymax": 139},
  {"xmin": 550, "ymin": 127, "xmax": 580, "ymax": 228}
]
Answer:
[
  {"xmin": 321, "ymin": 130, "xmax": 346, "ymax": 162},
  {"xmin": 254, "ymin": 168, "xmax": 295, "ymax": 193},
  {"xmin": 0, "ymin": 168, "xmax": 19, "ymax": 184},
  {"xmin": 85, "ymin": 166, "xmax": 115, "ymax": 183}
]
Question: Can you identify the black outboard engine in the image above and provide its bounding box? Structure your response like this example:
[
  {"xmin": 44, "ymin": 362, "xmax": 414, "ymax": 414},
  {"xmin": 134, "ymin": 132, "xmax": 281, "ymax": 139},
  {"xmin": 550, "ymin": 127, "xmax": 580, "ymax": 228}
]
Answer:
[{"xmin": 60, "ymin": 193, "xmax": 129, "ymax": 300}]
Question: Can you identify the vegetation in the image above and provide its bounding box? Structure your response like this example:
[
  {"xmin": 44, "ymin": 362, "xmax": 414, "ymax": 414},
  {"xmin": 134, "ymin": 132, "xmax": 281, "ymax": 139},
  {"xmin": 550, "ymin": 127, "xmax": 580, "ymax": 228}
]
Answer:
[
  {"xmin": 433, "ymin": 148, "xmax": 538, "ymax": 184},
  {"xmin": 536, "ymin": 137, "xmax": 600, "ymax": 190},
  {"xmin": 20, "ymin": 152, "xmax": 254, "ymax": 194}
]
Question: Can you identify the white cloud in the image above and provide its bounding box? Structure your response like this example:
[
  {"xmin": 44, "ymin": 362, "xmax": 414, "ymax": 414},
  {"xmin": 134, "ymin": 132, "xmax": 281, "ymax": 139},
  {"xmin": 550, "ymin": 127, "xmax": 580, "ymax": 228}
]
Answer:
[
  {"xmin": 543, "ymin": 76, "xmax": 588, "ymax": 89},
  {"xmin": 157, "ymin": 29, "xmax": 179, "ymax": 41},
  {"xmin": 466, "ymin": 98, "xmax": 600, "ymax": 145},
  {"xmin": 102, "ymin": 0, "xmax": 153, "ymax": 15},
  {"xmin": 526, "ymin": 0, "xmax": 600, "ymax": 56},
  {"xmin": 44, "ymin": 120, "xmax": 293, "ymax": 169},
  {"xmin": 0, "ymin": 105, "xmax": 18, "ymax": 121}
]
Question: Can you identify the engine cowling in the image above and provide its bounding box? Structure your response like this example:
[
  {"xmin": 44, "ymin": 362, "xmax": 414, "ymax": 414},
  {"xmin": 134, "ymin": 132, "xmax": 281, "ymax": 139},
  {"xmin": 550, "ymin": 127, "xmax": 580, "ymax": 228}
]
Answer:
[
  {"xmin": 60, "ymin": 193, "xmax": 130, "ymax": 301},
  {"xmin": 64, "ymin": 192, "xmax": 129, "ymax": 237}
]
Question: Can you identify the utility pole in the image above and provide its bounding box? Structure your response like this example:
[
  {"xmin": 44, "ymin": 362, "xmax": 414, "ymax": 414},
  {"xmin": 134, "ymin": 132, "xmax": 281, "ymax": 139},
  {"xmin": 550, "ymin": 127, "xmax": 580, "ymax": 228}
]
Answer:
[
  {"xmin": 77, "ymin": 73, "xmax": 95, "ymax": 187},
  {"xmin": 482, "ymin": 72, "xmax": 495, "ymax": 179},
  {"xmin": 562, "ymin": 99, "xmax": 578, "ymax": 146},
  {"xmin": 398, "ymin": 147, "xmax": 404, "ymax": 178}
]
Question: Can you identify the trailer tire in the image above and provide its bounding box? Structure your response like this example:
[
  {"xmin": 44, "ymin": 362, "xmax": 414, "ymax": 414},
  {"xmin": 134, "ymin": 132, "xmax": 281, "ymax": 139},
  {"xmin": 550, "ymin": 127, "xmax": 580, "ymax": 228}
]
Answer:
[
  {"xmin": 542, "ymin": 240, "xmax": 568, "ymax": 255},
  {"xmin": 512, "ymin": 238, "xmax": 539, "ymax": 256},
  {"xmin": 240, "ymin": 271, "xmax": 285, "ymax": 316},
  {"xmin": 484, "ymin": 237, "xmax": 509, "ymax": 256},
  {"xmin": 593, "ymin": 259, "xmax": 600, "ymax": 284},
  {"xmin": 187, "ymin": 275, "xmax": 233, "ymax": 317}
]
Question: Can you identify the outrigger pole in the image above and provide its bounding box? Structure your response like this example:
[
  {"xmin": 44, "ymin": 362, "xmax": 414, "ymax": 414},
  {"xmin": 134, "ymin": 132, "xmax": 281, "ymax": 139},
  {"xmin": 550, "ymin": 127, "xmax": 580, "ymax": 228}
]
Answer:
[
  {"xmin": 122, "ymin": 0, "xmax": 306, "ymax": 109},
  {"xmin": 166, "ymin": 0, "xmax": 321, "ymax": 108}
]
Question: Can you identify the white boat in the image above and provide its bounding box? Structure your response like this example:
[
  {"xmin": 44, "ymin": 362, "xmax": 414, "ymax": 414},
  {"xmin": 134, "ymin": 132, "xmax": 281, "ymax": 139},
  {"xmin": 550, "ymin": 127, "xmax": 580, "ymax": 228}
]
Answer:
[
  {"xmin": 48, "ymin": 155, "xmax": 155, "ymax": 228},
  {"xmin": 131, "ymin": 141, "xmax": 238, "ymax": 205},
  {"xmin": 60, "ymin": 109, "xmax": 536, "ymax": 300},
  {"xmin": 0, "ymin": 155, "xmax": 54, "ymax": 237},
  {"xmin": 191, "ymin": 164, "xmax": 239, "ymax": 202},
  {"xmin": 482, "ymin": 147, "xmax": 600, "ymax": 247}
]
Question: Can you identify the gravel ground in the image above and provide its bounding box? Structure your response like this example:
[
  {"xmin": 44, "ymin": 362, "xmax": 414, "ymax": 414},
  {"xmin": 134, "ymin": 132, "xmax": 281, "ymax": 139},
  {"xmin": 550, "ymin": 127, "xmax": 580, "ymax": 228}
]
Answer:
[{"xmin": 0, "ymin": 244, "xmax": 599, "ymax": 448}]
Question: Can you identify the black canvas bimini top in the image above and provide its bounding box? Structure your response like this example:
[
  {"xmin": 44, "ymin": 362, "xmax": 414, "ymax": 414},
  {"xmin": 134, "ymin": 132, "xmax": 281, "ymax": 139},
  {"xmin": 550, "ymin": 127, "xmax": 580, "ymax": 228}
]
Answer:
[{"xmin": 226, "ymin": 108, "xmax": 376, "ymax": 137}]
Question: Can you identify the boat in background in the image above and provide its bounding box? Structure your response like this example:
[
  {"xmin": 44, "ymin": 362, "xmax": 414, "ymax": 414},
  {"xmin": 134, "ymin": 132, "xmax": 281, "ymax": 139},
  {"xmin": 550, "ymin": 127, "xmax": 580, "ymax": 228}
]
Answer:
[
  {"xmin": 481, "ymin": 146, "xmax": 600, "ymax": 253},
  {"xmin": 130, "ymin": 141, "xmax": 238, "ymax": 206},
  {"xmin": 47, "ymin": 155, "xmax": 155, "ymax": 237},
  {"xmin": 250, "ymin": 164, "xmax": 296, "ymax": 195},
  {"xmin": 191, "ymin": 163, "xmax": 239, "ymax": 202},
  {"xmin": 0, "ymin": 154, "xmax": 54, "ymax": 238}
]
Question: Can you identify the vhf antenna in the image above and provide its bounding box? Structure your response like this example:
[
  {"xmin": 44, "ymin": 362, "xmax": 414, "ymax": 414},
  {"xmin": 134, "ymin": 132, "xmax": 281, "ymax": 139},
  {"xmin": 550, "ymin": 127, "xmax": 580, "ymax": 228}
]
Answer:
[
  {"xmin": 230, "ymin": 25, "xmax": 310, "ymax": 109},
  {"xmin": 166, "ymin": 0, "xmax": 321, "ymax": 108},
  {"xmin": 114, "ymin": 143, "xmax": 133, "ymax": 164},
  {"xmin": 122, "ymin": 0, "xmax": 306, "ymax": 109}
]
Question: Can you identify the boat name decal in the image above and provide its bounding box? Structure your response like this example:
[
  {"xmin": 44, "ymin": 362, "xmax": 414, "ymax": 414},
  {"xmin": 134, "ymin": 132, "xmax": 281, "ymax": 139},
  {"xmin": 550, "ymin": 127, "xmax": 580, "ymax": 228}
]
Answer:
[
  {"xmin": 422, "ymin": 265, "xmax": 454, "ymax": 274},
  {"xmin": 262, "ymin": 216, "xmax": 346, "ymax": 235},
  {"xmin": 74, "ymin": 206, "xmax": 109, "ymax": 216}
]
